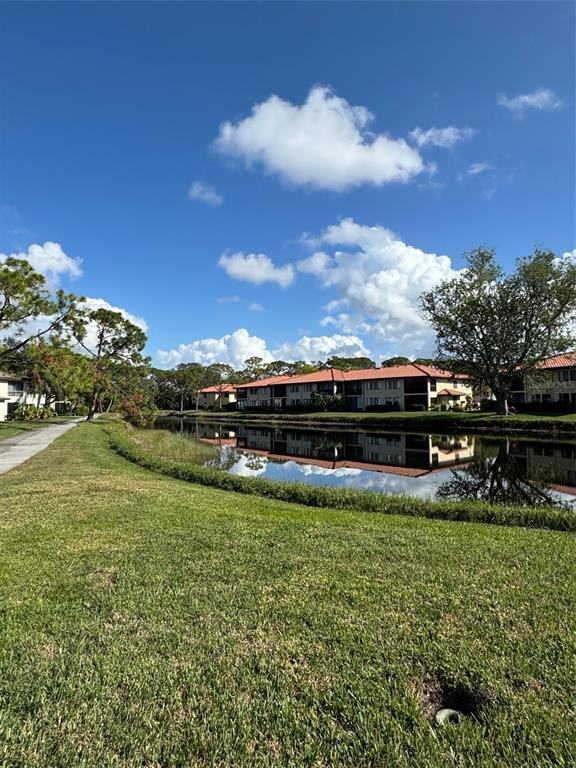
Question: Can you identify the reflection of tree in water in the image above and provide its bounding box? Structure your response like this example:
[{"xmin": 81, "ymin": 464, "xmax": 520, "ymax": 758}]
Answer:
[
  {"xmin": 205, "ymin": 447, "xmax": 246, "ymax": 471},
  {"xmin": 437, "ymin": 439, "xmax": 570, "ymax": 508}
]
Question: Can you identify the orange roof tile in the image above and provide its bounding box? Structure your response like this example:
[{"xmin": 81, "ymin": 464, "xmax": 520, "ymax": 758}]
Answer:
[
  {"xmin": 235, "ymin": 364, "xmax": 466, "ymax": 389},
  {"xmin": 536, "ymin": 352, "xmax": 576, "ymax": 370},
  {"xmin": 199, "ymin": 383, "xmax": 239, "ymax": 393}
]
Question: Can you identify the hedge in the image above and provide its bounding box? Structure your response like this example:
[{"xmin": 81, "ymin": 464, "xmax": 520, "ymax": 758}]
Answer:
[{"xmin": 106, "ymin": 425, "xmax": 576, "ymax": 533}]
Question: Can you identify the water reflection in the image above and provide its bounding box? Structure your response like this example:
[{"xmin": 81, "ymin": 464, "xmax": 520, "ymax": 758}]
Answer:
[{"xmin": 155, "ymin": 418, "xmax": 576, "ymax": 508}]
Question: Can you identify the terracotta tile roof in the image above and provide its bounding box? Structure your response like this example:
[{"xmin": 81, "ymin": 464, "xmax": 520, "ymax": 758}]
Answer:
[
  {"xmin": 235, "ymin": 364, "xmax": 467, "ymax": 389},
  {"xmin": 199, "ymin": 383, "xmax": 239, "ymax": 394},
  {"xmin": 437, "ymin": 388, "xmax": 467, "ymax": 397},
  {"xmin": 536, "ymin": 352, "xmax": 576, "ymax": 370}
]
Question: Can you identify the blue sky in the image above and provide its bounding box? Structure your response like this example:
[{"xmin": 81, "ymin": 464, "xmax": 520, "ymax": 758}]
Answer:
[{"xmin": 1, "ymin": 1, "xmax": 574, "ymax": 368}]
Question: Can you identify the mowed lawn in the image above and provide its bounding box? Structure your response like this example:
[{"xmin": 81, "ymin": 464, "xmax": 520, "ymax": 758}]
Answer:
[{"xmin": 0, "ymin": 424, "xmax": 575, "ymax": 767}]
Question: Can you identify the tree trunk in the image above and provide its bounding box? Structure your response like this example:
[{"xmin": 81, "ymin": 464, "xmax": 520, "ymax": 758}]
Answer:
[
  {"xmin": 87, "ymin": 386, "xmax": 100, "ymax": 421},
  {"xmin": 180, "ymin": 392, "xmax": 184, "ymax": 413},
  {"xmin": 495, "ymin": 390, "xmax": 509, "ymax": 416}
]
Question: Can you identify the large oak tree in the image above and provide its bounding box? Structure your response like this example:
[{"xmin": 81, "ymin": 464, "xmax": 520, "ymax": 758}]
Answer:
[{"xmin": 420, "ymin": 247, "xmax": 576, "ymax": 414}]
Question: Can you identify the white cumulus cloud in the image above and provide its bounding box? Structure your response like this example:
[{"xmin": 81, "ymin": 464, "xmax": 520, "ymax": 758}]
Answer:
[
  {"xmin": 219, "ymin": 252, "xmax": 294, "ymax": 288},
  {"xmin": 408, "ymin": 126, "xmax": 474, "ymax": 148},
  {"xmin": 213, "ymin": 85, "xmax": 427, "ymax": 191},
  {"xmin": 0, "ymin": 242, "xmax": 82, "ymax": 288},
  {"xmin": 497, "ymin": 87, "xmax": 562, "ymax": 116},
  {"xmin": 157, "ymin": 328, "xmax": 371, "ymax": 368},
  {"xmin": 298, "ymin": 218, "xmax": 460, "ymax": 353},
  {"xmin": 158, "ymin": 328, "xmax": 274, "ymax": 368},
  {"xmin": 273, "ymin": 334, "xmax": 370, "ymax": 362},
  {"xmin": 188, "ymin": 180, "xmax": 223, "ymax": 207}
]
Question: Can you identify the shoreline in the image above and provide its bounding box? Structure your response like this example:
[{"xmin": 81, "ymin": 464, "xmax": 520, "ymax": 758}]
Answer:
[{"xmin": 159, "ymin": 410, "xmax": 576, "ymax": 437}]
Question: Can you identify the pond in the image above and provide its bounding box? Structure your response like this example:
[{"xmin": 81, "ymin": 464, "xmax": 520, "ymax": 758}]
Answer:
[{"xmin": 155, "ymin": 418, "xmax": 576, "ymax": 509}]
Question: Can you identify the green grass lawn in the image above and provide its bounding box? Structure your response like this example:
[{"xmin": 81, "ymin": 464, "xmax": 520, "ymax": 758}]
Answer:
[
  {"xmin": 0, "ymin": 422, "xmax": 575, "ymax": 767},
  {"xmin": 0, "ymin": 423, "xmax": 27, "ymax": 441},
  {"xmin": 174, "ymin": 409, "xmax": 576, "ymax": 426}
]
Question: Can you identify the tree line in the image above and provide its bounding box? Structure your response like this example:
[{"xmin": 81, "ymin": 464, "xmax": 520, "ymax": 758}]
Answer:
[{"xmin": 2, "ymin": 246, "xmax": 575, "ymax": 420}]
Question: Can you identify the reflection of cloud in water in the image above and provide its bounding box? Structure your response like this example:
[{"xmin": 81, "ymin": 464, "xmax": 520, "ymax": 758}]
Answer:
[
  {"xmin": 223, "ymin": 449, "xmax": 576, "ymax": 507},
  {"xmin": 245, "ymin": 457, "xmax": 448, "ymax": 500},
  {"xmin": 287, "ymin": 464, "xmax": 363, "ymax": 478},
  {"xmin": 228, "ymin": 454, "xmax": 269, "ymax": 477}
]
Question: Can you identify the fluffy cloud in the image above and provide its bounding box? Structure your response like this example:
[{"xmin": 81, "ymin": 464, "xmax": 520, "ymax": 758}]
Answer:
[
  {"xmin": 273, "ymin": 333, "xmax": 370, "ymax": 362},
  {"xmin": 158, "ymin": 328, "xmax": 273, "ymax": 368},
  {"xmin": 188, "ymin": 180, "xmax": 223, "ymax": 207},
  {"xmin": 561, "ymin": 249, "xmax": 576, "ymax": 265},
  {"xmin": 156, "ymin": 327, "xmax": 371, "ymax": 368},
  {"xmin": 213, "ymin": 86, "xmax": 427, "ymax": 190},
  {"xmin": 219, "ymin": 252, "xmax": 294, "ymax": 288},
  {"xmin": 497, "ymin": 87, "xmax": 562, "ymax": 116},
  {"xmin": 408, "ymin": 126, "xmax": 474, "ymax": 148},
  {"xmin": 0, "ymin": 242, "xmax": 82, "ymax": 287},
  {"xmin": 298, "ymin": 218, "xmax": 459, "ymax": 352},
  {"xmin": 248, "ymin": 302, "xmax": 264, "ymax": 312}
]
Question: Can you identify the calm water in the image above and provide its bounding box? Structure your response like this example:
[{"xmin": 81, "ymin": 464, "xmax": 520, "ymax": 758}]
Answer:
[{"xmin": 155, "ymin": 418, "xmax": 576, "ymax": 509}]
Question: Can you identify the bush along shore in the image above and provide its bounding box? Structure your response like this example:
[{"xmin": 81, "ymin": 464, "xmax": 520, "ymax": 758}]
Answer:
[
  {"xmin": 107, "ymin": 424, "xmax": 576, "ymax": 532},
  {"xmin": 162, "ymin": 409, "xmax": 576, "ymax": 437}
]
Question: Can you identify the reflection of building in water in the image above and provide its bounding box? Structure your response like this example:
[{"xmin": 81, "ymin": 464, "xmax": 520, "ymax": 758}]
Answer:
[
  {"xmin": 509, "ymin": 442, "xmax": 576, "ymax": 494},
  {"xmin": 232, "ymin": 426, "xmax": 475, "ymax": 476},
  {"xmin": 194, "ymin": 422, "xmax": 237, "ymax": 445}
]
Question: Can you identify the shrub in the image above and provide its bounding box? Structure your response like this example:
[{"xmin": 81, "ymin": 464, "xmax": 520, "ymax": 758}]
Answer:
[{"xmin": 8, "ymin": 403, "xmax": 54, "ymax": 421}]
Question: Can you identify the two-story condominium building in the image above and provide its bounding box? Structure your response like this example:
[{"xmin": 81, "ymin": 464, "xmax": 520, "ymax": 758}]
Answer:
[
  {"xmin": 510, "ymin": 352, "xmax": 576, "ymax": 410},
  {"xmin": 196, "ymin": 383, "xmax": 238, "ymax": 410},
  {"xmin": 235, "ymin": 364, "xmax": 472, "ymax": 412},
  {"xmin": 0, "ymin": 372, "xmax": 30, "ymax": 421}
]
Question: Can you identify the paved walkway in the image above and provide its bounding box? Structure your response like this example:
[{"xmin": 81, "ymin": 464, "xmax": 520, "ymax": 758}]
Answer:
[{"xmin": 0, "ymin": 418, "xmax": 85, "ymax": 475}]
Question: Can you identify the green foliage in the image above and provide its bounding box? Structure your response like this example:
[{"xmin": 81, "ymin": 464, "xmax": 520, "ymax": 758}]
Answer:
[
  {"xmin": 310, "ymin": 391, "xmax": 344, "ymax": 411},
  {"xmin": 108, "ymin": 424, "xmax": 576, "ymax": 532},
  {"xmin": 9, "ymin": 403, "xmax": 54, "ymax": 421},
  {"xmin": 381, "ymin": 356, "xmax": 411, "ymax": 367},
  {"xmin": 0, "ymin": 257, "xmax": 82, "ymax": 364},
  {"xmin": 325, "ymin": 356, "xmax": 376, "ymax": 371},
  {"xmin": 74, "ymin": 308, "xmax": 149, "ymax": 421},
  {"xmin": 420, "ymin": 247, "xmax": 576, "ymax": 414}
]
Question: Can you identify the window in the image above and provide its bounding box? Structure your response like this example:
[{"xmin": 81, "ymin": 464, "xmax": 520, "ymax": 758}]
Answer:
[
  {"xmin": 7, "ymin": 382, "xmax": 24, "ymax": 396},
  {"xmin": 367, "ymin": 397, "xmax": 379, "ymax": 406},
  {"xmin": 367, "ymin": 435, "xmax": 381, "ymax": 445},
  {"xmin": 429, "ymin": 379, "xmax": 437, "ymax": 392},
  {"xmin": 249, "ymin": 388, "xmax": 258, "ymax": 395},
  {"xmin": 570, "ymin": 371, "xmax": 576, "ymax": 381},
  {"xmin": 303, "ymin": 384, "xmax": 313, "ymax": 392},
  {"xmin": 562, "ymin": 371, "xmax": 570, "ymax": 382},
  {"xmin": 384, "ymin": 397, "xmax": 399, "ymax": 406},
  {"xmin": 289, "ymin": 384, "xmax": 299, "ymax": 393},
  {"xmin": 368, "ymin": 380, "xmax": 379, "ymax": 390}
]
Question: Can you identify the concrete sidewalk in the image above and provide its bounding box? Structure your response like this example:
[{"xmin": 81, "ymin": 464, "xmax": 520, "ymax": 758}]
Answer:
[{"xmin": 0, "ymin": 418, "xmax": 85, "ymax": 475}]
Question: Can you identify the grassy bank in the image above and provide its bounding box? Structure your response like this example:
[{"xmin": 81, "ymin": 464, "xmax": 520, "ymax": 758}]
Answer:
[
  {"xmin": 168, "ymin": 409, "xmax": 576, "ymax": 436},
  {"xmin": 0, "ymin": 421, "xmax": 575, "ymax": 767},
  {"xmin": 0, "ymin": 423, "xmax": 27, "ymax": 441},
  {"xmin": 109, "ymin": 425, "xmax": 576, "ymax": 532}
]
